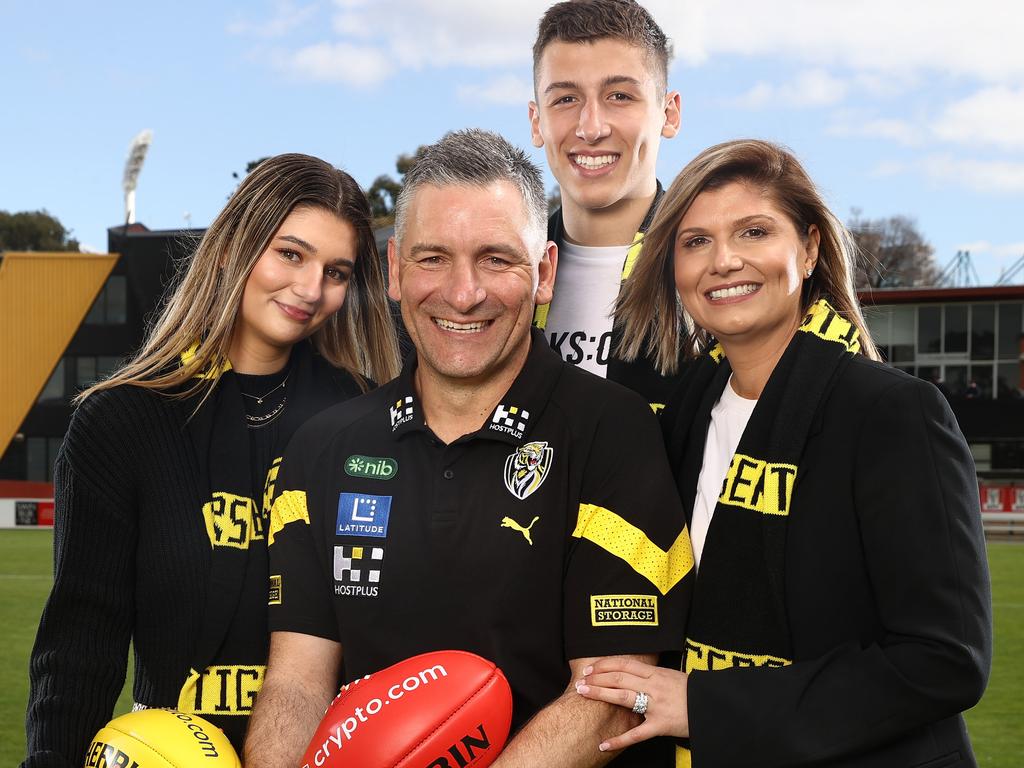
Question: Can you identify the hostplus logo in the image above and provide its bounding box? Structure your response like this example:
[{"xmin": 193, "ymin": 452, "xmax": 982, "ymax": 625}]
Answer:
[
  {"xmin": 390, "ymin": 396, "xmax": 414, "ymax": 430},
  {"xmin": 489, "ymin": 403, "xmax": 529, "ymax": 440},
  {"xmin": 333, "ymin": 545, "xmax": 383, "ymax": 597}
]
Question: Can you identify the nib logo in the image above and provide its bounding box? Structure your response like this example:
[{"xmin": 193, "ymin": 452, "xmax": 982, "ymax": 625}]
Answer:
[{"xmin": 345, "ymin": 455, "xmax": 398, "ymax": 480}]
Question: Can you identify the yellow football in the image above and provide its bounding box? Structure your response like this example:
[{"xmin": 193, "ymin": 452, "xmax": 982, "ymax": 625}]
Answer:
[{"xmin": 84, "ymin": 709, "xmax": 240, "ymax": 767}]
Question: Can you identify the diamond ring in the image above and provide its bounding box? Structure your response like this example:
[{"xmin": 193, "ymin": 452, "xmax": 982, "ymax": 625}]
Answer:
[{"xmin": 632, "ymin": 690, "xmax": 649, "ymax": 716}]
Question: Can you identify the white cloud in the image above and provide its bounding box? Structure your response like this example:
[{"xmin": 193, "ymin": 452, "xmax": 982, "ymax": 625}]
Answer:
[
  {"xmin": 933, "ymin": 87, "xmax": 1024, "ymax": 151},
  {"xmin": 288, "ymin": 42, "xmax": 394, "ymax": 87},
  {"xmin": 652, "ymin": 0, "xmax": 1024, "ymax": 85},
  {"xmin": 227, "ymin": 1, "xmax": 319, "ymax": 38},
  {"xmin": 828, "ymin": 114, "xmax": 921, "ymax": 146},
  {"xmin": 732, "ymin": 69, "xmax": 847, "ymax": 109},
  {"xmin": 458, "ymin": 75, "xmax": 534, "ymax": 106},
  {"xmin": 250, "ymin": 0, "xmax": 1024, "ymax": 92},
  {"xmin": 921, "ymin": 154, "xmax": 1024, "ymax": 194}
]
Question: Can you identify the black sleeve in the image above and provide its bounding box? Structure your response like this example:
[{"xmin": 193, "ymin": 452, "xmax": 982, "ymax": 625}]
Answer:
[
  {"xmin": 688, "ymin": 377, "xmax": 992, "ymax": 767},
  {"xmin": 267, "ymin": 430, "xmax": 339, "ymax": 642},
  {"xmin": 563, "ymin": 390, "xmax": 693, "ymax": 661},
  {"xmin": 23, "ymin": 399, "xmax": 138, "ymax": 768}
]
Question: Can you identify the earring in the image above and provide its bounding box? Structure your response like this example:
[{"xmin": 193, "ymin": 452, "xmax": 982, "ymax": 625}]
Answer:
[{"xmin": 805, "ymin": 267, "xmax": 814, "ymax": 278}]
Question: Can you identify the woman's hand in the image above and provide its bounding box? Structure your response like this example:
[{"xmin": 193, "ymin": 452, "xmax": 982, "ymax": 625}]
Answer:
[{"xmin": 575, "ymin": 656, "xmax": 689, "ymax": 751}]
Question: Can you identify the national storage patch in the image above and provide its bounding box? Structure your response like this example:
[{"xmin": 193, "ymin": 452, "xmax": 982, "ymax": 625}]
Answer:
[{"xmin": 590, "ymin": 594, "xmax": 658, "ymax": 627}]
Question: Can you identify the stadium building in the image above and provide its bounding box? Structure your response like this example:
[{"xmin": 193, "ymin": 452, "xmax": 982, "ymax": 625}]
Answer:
[{"xmin": 1, "ymin": 227, "xmax": 1022, "ymax": 528}]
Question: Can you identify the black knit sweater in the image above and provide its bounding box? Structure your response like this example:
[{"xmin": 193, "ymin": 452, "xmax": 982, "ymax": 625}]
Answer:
[{"xmin": 23, "ymin": 362, "xmax": 360, "ymax": 767}]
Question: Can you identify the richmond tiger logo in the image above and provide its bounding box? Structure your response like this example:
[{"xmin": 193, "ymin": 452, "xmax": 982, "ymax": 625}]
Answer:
[{"xmin": 503, "ymin": 441, "xmax": 554, "ymax": 501}]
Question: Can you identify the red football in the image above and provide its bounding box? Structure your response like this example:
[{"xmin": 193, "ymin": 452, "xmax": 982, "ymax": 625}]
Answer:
[{"xmin": 301, "ymin": 650, "xmax": 513, "ymax": 768}]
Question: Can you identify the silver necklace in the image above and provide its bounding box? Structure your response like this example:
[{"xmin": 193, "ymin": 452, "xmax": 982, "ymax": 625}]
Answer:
[
  {"xmin": 239, "ymin": 373, "xmax": 289, "ymax": 405},
  {"xmin": 246, "ymin": 396, "xmax": 287, "ymax": 428}
]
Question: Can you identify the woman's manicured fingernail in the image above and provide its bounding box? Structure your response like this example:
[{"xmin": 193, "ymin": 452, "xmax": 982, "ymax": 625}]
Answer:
[
  {"xmin": 599, "ymin": 742, "xmax": 610, "ymax": 752},
  {"xmin": 583, "ymin": 665, "xmax": 593, "ymax": 675},
  {"xmin": 577, "ymin": 684, "xmax": 590, "ymax": 694}
]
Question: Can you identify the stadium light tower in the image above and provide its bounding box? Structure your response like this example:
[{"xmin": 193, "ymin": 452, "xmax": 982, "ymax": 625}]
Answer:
[{"xmin": 123, "ymin": 129, "xmax": 153, "ymax": 225}]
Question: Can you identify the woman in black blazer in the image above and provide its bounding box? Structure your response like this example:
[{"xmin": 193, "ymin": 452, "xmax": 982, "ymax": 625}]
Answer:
[{"xmin": 576, "ymin": 140, "xmax": 991, "ymax": 767}]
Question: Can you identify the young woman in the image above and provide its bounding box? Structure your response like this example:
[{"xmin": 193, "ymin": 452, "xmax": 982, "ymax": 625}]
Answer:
[
  {"xmin": 24, "ymin": 154, "xmax": 399, "ymax": 764},
  {"xmin": 576, "ymin": 140, "xmax": 991, "ymax": 767}
]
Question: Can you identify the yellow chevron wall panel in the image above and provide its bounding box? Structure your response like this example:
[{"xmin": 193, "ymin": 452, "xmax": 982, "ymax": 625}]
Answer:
[{"xmin": 0, "ymin": 252, "xmax": 119, "ymax": 456}]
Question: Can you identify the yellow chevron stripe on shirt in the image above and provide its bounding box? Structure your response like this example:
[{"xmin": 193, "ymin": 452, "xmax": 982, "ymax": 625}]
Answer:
[
  {"xmin": 268, "ymin": 490, "xmax": 309, "ymax": 546},
  {"xmin": 573, "ymin": 503, "xmax": 693, "ymax": 595}
]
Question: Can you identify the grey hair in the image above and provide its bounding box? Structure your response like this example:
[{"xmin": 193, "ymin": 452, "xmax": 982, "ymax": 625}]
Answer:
[{"xmin": 393, "ymin": 129, "xmax": 548, "ymax": 260}]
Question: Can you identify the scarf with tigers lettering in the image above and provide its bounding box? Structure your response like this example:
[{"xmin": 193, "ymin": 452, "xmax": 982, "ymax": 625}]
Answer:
[
  {"xmin": 175, "ymin": 340, "xmax": 351, "ymax": 746},
  {"xmin": 662, "ymin": 300, "xmax": 861, "ymax": 768}
]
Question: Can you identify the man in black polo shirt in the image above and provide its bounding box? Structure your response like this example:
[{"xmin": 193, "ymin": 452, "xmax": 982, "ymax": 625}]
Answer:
[{"xmin": 245, "ymin": 129, "xmax": 692, "ymax": 767}]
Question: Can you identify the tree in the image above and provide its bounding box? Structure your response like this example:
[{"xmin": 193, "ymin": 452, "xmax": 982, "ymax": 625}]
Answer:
[
  {"xmin": 0, "ymin": 210, "xmax": 80, "ymax": 252},
  {"xmin": 232, "ymin": 157, "xmax": 271, "ymax": 181},
  {"xmin": 848, "ymin": 211, "xmax": 939, "ymax": 289},
  {"xmin": 367, "ymin": 146, "xmax": 429, "ymax": 227}
]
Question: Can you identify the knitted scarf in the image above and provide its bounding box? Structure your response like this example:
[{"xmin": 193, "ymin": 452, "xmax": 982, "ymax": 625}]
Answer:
[
  {"xmin": 664, "ymin": 300, "xmax": 860, "ymax": 768},
  {"xmin": 176, "ymin": 341, "xmax": 350, "ymax": 744}
]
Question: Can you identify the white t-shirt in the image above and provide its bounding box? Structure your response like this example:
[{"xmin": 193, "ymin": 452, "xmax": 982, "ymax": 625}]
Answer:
[
  {"xmin": 691, "ymin": 376, "xmax": 758, "ymax": 569},
  {"xmin": 543, "ymin": 240, "xmax": 626, "ymax": 377}
]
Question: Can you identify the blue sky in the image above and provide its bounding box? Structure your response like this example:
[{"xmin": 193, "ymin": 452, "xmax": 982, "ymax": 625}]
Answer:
[{"xmin": 2, "ymin": 0, "xmax": 1023, "ymax": 283}]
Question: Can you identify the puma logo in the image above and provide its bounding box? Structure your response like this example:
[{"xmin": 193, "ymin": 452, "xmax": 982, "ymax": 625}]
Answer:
[{"xmin": 501, "ymin": 515, "xmax": 540, "ymax": 545}]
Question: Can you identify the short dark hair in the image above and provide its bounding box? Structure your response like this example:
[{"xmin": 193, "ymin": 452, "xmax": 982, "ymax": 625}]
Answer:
[{"xmin": 533, "ymin": 0, "xmax": 672, "ymax": 90}]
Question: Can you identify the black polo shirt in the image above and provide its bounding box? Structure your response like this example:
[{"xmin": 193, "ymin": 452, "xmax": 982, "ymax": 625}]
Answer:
[{"xmin": 268, "ymin": 330, "xmax": 693, "ymax": 743}]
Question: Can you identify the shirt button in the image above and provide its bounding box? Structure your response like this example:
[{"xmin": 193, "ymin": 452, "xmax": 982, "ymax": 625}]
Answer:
[{"xmin": 443, "ymin": 468, "xmax": 454, "ymax": 480}]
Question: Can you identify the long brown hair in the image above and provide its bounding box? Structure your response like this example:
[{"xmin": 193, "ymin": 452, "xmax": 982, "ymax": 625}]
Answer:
[
  {"xmin": 80, "ymin": 153, "xmax": 399, "ymax": 402},
  {"xmin": 616, "ymin": 139, "xmax": 880, "ymax": 374}
]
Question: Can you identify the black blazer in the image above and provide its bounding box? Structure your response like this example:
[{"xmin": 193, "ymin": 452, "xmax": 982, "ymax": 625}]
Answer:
[{"xmin": 671, "ymin": 356, "xmax": 992, "ymax": 768}]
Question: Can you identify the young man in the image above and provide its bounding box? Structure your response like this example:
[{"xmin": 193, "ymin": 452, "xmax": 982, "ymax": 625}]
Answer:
[
  {"xmin": 529, "ymin": 0, "xmax": 682, "ymax": 409},
  {"xmin": 243, "ymin": 130, "xmax": 692, "ymax": 767}
]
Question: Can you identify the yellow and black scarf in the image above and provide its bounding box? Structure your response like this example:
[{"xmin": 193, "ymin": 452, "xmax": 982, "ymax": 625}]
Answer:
[
  {"xmin": 663, "ymin": 300, "xmax": 860, "ymax": 767},
  {"xmin": 177, "ymin": 341, "xmax": 349, "ymax": 745}
]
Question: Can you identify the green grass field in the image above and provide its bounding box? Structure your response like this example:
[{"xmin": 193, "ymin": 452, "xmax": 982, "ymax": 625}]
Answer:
[{"xmin": 1, "ymin": 532, "xmax": 1022, "ymax": 766}]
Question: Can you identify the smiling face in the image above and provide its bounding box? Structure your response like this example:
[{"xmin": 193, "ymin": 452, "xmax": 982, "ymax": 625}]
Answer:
[
  {"xmin": 529, "ymin": 38, "xmax": 679, "ymax": 220},
  {"xmin": 674, "ymin": 181, "xmax": 819, "ymax": 353},
  {"xmin": 387, "ymin": 181, "xmax": 555, "ymax": 392},
  {"xmin": 231, "ymin": 205, "xmax": 356, "ymax": 372}
]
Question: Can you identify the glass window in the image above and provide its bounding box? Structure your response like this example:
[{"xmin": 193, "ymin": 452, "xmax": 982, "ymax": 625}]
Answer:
[
  {"xmin": 891, "ymin": 307, "xmax": 915, "ymax": 362},
  {"xmin": 997, "ymin": 362, "xmax": 1022, "ymax": 399},
  {"xmin": 37, "ymin": 359, "xmax": 66, "ymax": 402},
  {"xmin": 76, "ymin": 357, "xmax": 97, "ymax": 388},
  {"xmin": 968, "ymin": 364, "xmax": 993, "ymax": 398},
  {"xmin": 918, "ymin": 306, "xmax": 941, "ymax": 354},
  {"xmin": 863, "ymin": 306, "xmax": 890, "ymax": 346},
  {"xmin": 83, "ymin": 275, "xmax": 128, "ymax": 325},
  {"xmin": 944, "ymin": 305, "xmax": 968, "ymax": 353},
  {"xmin": 26, "ymin": 438, "xmax": 48, "ymax": 481},
  {"xmin": 945, "ymin": 365, "xmax": 968, "ymax": 397},
  {"xmin": 917, "ymin": 365, "xmax": 940, "ymax": 385},
  {"xmin": 998, "ymin": 303, "xmax": 1022, "ymax": 360},
  {"xmin": 992, "ymin": 440, "xmax": 1024, "ymax": 472},
  {"xmin": 106, "ymin": 276, "xmax": 127, "ymax": 324},
  {"xmin": 971, "ymin": 304, "xmax": 995, "ymax": 360},
  {"xmin": 98, "ymin": 357, "xmax": 121, "ymax": 379}
]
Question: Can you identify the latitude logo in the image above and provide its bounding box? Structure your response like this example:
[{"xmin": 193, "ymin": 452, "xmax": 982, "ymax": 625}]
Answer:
[{"xmin": 345, "ymin": 455, "xmax": 398, "ymax": 480}]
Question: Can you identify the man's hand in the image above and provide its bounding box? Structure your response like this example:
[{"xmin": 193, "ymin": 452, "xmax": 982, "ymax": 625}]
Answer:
[
  {"xmin": 576, "ymin": 656, "xmax": 689, "ymax": 751},
  {"xmin": 243, "ymin": 631, "xmax": 343, "ymax": 768},
  {"xmin": 490, "ymin": 655, "xmax": 653, "ymax": 768}
]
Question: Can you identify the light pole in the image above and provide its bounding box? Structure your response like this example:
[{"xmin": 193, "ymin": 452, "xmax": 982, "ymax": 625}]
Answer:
[{"xmin": 123, "ymin": 129, "xmax": 153, "ymax": 226}]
